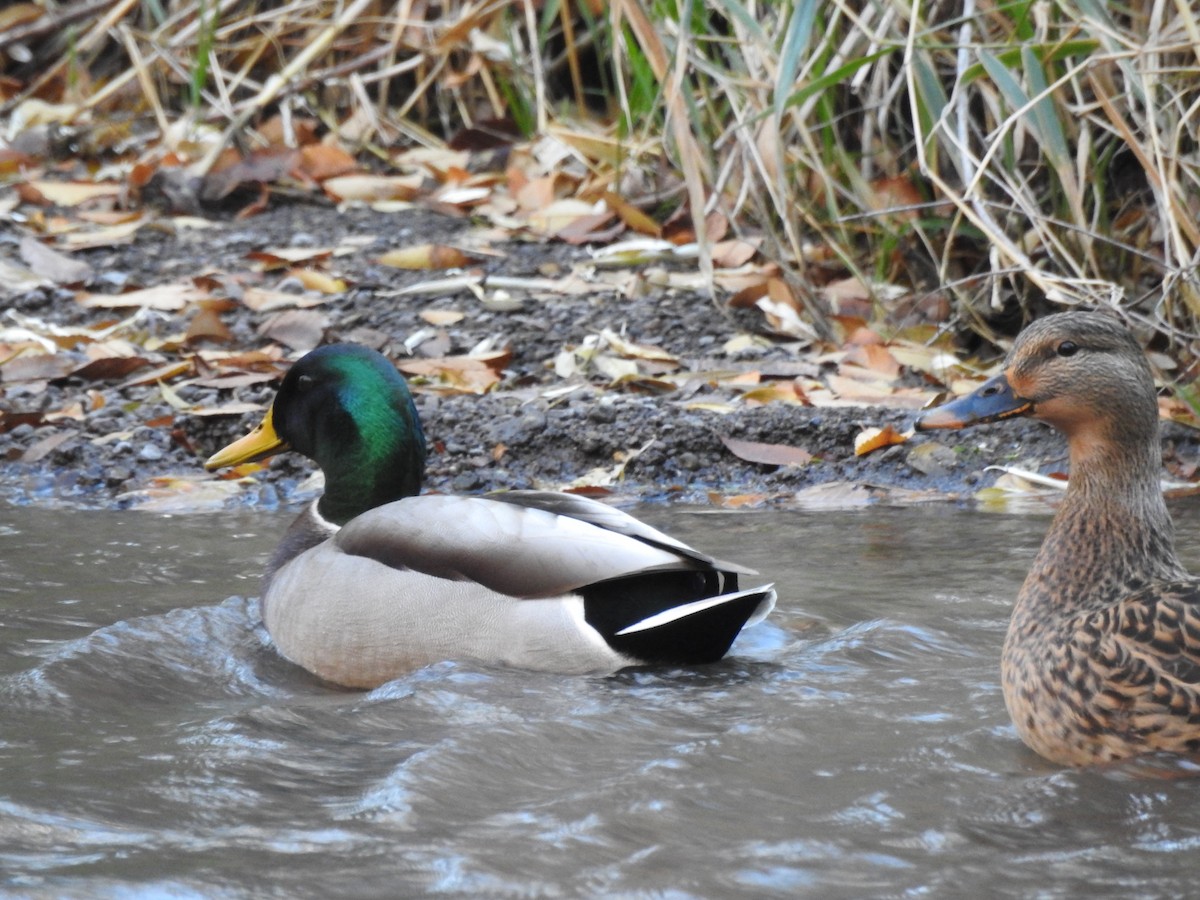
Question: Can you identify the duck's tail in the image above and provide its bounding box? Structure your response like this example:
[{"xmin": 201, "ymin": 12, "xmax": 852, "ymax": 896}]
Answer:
[{"xmin": 583, "ymin": 572, "xmax": 776, "ymax": 666}]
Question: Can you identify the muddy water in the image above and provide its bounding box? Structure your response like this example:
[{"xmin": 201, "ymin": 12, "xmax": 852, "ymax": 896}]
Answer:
[{"xmin": 5, "ymin": 502, "xmax": 1200, "ymax": 897}]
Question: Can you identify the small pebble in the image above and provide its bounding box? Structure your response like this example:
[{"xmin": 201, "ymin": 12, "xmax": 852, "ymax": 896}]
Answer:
[
  {"xmin": 105, "ymin": 466, "xmax": 132, "ymax": 486},
  {"xmin": 451, "ymin": 471, "xmax": 482, "ymax": 491},
  {"xmin": 138, "ymin": 444, "xmax": 164, "ymax": 461}
]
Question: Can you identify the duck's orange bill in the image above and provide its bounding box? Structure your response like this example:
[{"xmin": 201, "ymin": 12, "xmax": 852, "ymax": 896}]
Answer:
[
  {"xmin": 915, "ymin": 372, "xmax": 1034, "ymax": 431},
  {"xmin": 204, "ymin": 406, "xmax": 289, "ymax": 470}
]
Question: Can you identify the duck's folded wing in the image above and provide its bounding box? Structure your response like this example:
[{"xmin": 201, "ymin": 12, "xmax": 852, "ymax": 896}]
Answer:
[
  {"xmin": 483, "ymin": 489, "xmax": 757, "ymax": 574},
  {"xmin": 1079, "ymin": 580, "xmax": 1200, "ymax": 688},
  {"xmin": 333, "ymin": 495, "xmax": 709, "ymax": 599}
]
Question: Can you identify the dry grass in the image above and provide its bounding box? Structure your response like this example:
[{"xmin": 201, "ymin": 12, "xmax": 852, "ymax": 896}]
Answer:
[{"xmin": 3, "ymin": 0, "xmax": 1200, "ymax": 348}]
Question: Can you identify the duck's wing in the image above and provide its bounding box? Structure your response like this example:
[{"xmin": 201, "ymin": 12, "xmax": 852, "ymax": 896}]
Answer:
[
  {"xmin": 483, "ymin": 489, "xmax": 758, "ymax": 574},
  {"xmin": 333, "ymin": 494, "xmax": 714, "ymax": 599},
  {"xmin": 1079, "ymin": 579, "xmax": 1200, "ymax": 689}
]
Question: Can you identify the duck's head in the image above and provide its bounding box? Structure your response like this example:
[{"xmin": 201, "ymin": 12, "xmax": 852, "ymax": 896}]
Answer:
[
  {"xmin": 915, "ymin": 311, "xmax": 1159, "ymax": 448},
  {"xmin": 206, "ymin": 344, "xmax": 426, "ymax": 525}
]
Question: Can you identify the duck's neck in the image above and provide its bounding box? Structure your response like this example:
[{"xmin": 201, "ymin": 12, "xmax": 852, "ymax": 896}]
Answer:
[
  {"xmin": 317, "ymin": 434, "xmax": 424, "ymax": 526},
  {"xmin": 1021, "ymin": 423, "xmax": 1183, "ymax": 615}
]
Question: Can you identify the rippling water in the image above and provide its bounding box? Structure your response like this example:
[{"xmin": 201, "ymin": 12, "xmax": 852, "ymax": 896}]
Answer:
[{"xmin": 5, "ymin": 501, "xmax": 1200, "ymax": 897}]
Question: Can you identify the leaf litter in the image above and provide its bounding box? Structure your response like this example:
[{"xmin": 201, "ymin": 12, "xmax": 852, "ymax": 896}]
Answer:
[{"xmin": 2, "ymin": 187, "xmax": 1198, "ymax": 511}]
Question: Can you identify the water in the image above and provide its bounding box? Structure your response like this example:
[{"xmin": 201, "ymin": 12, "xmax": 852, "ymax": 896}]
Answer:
[{"xmin": 5, "ymin": 501, "xmax": 1200, "ymax": 897}]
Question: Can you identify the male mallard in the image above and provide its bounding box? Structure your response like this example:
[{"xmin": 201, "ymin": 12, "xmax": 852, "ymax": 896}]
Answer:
[
  {"xmin": 917, "ymin": 311, "xmax": 1200, "ymax": 766},
  {"xmin": 206, "ymin": 344, "xmax": 775, "ymax": 687}
]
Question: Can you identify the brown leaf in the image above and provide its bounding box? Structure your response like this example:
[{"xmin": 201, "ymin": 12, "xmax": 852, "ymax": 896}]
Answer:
[
  {"xmin": 322, "ymin": 174, "xmax": 422, "ymax": 203},
  {"xmin": 258, "ymin": 309, "xmax": 330, "ymax": 352},
  {"xmin": 201, "ymin": 149, "xmax": 300, "ymax": 201},
  {"xmin": 186, "ymin": 305, "xmax": 233, "ymax": 344},
  {"xmin": 0, "ymin": 410, "xmax": 45, "ymax": 434},
  {"xmin": 556, "ymin": 212, "xmax": 623, "ymax": 245},
  {"xmin": 378, "ymin": 244, "xmax": 474, "ymax": 270},
  {"xmin": 603, "ymin": 192, "xmax": 660, "ymax": 236},
  {"xmin": 21, "ymin": 429, "xmax": 75, "ymax": 463},
  {"xmin": 247, "ymin": 247, "xmax": 334, "ymax": 268},
  {"xmin": 119, "ymin": 359, "xmax": 194, "ymax": 389},
  {"xmin": 841, "ymin": 344, "xmax": 901, "ymax": 377},
  {"xmin": 0, "ymin": 148, "xmax": 35, "ymax": 176},
  {"xmin": 419, "ymin": 309, "xmax": 466, "ymax": 326},
  {"xmin": 296, "ymin": 144, "xmax": 358, "ymax": 182},
  {"xmin": 711, "ymin": 239, "xmax": 761, "ymax": 269},
  {"xmin": 526, "ymin": 199, "xmax": 598, "ymax": 235},
  {"xmin": 287, "ymin": 268, "xmax": 347, "ymax": 293},
  {"xmin": 61, "ymin": 356, "xmax": 151, "ymax": 383},
  {"xmin": 720, "ymin": 435, "xmax": 813, "ymax": 467},
  {"xmin": 396, "ymin": 351, "xmax": 511, "ymax": 394},
  {"xmin": 240, "ymin": 287, "xmax": 333, "ymax": 311},
  {"xmin": 19, "ymin": 236, "xmax": 93, "ymax": 284},
  {"xmin": 76, "ymin": 282, "xmax": 209, "ymax": 310},
  {"xmin": 17, "ymin": 180, "xmax": 121, "ymax": 207},
  {"xmin": 1, "ymin": 353, "xmax": 76, "ymax": 382},
  {"xmin": 853, "ymin": 424, "xmax": 909, "ymax": 456}
]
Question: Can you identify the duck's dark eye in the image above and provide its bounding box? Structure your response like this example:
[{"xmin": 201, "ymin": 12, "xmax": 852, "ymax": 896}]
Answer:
[
  {"xmin": 1056, "ymin": 341, "xmax": 1079, "ymax": 358},
  {"xmin": 297, "ymin": 374, "xmax": 315, "ymax": 392}
]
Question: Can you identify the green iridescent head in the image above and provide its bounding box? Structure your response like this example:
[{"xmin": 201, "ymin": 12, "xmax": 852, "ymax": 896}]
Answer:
[{"xmin": 207, "ymin": 344, "xmax": 426, "ymax": 525}]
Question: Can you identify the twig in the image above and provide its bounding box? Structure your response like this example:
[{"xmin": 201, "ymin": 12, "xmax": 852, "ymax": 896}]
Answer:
[
  {"xmin": 0, "ymin": 0, "xmax": 117, "ymax": 52},
  {"xmin": 191, "ymin": 0, "xmax": 378, "ymax": 176}
]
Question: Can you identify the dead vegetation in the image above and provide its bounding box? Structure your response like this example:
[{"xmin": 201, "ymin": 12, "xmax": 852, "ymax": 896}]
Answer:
[{"xmin": 3, "ymin": 0, "xmax": 1200, "ymax": 504}]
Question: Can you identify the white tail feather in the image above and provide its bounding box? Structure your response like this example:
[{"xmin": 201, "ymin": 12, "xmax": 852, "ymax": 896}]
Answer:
[{"xmin": 615, "ymin": 585, "xmax": 776, "ymax": 636}]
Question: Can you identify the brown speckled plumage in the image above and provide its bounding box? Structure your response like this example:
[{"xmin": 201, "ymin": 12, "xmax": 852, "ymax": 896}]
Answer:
[{"xmin": 918, "ymin": 311, "xmax": 1200, "ymax": 766}]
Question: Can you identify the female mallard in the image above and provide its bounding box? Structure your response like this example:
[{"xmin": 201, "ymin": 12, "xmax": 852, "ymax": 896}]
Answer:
[
  {"xmin": 206, "ymin": 343, "xmax": 774, "ymax": 688},
  {"xmin": 917, "ymin": 311, "xmax": 1200, "ymax": 766}
]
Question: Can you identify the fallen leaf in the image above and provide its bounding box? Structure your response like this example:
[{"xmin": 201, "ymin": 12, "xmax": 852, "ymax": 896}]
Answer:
[
  {"xmin": 711, "ymin": 239, "xmax": 761, "ymax": 268},
  {"xmin": 720, "ymin": 435, "xmax": 813, "ymax": 467},
  {"xmin": 842, "ymin": 344, "xmax": 901, "ymax": 377},
  {"xmin": 56, "ymin": 221, "xmax": 143, "ymax": 250},
  {"xmin": 556, "ymin": 211, "xmax": 622, "ymax": 244},
  {"xmin": 76, "ymin": 282, "xmax": 209, "ymax": 310},
  {"xmin": 21, "ymin": 429, "xmax": 76, "ymax": 463},
  {"xmin": 18, "ymin": 180, "xmax": 121, "ymax": 207},
  {"xmin": 756, "ymin": 295, "xmax": 818, "ymax": 341},
  {"xmin": 248, "ymin": 247, "xmax": 334, "ymax": 268},
  {"xmin": 739, "ymin": 383, "xmax": 810, "ymax": 406},
  {"xmin": 600, "ymin": 328, "xmax": 678, "ymax": 363},
  {"xmin": 297, "ymin": 144, "xmax": 358, "ymax": 182},
  {"xmin": 603, "ymin": 192, "xmax": 660, "ymax": 236},
  {"xmin": 257, "ymin": 309, "xmax": 330, "ymax": 352},
  {"xmin": 287, "ymin": 268, "xmax": 346, "ymax": 293},
  {"xmin": 378, "ymin": 244, "xmax": 475, "ymax": 270},
  {"xmin": 527, "ymin": 198, "xmax": 603, "ymax": 235},
  {"xmin": 323, "ymin": 174, "xmax": 423, "ymax": 203},
  {"xmin": 853, "ymin": 424, "xmax": 910, "ymax": 456},
  {"xmin": 0, "ymin": 353, "xmax": 76, "ymax": 382},
  {"xmin": 240, "ymin": 287, "xmax": 333, "ymax": 311},
  {"xmin": 202, "ymin": 148, "xmax": 300, "ymax": 200},
  {"xmin": 419, "ymin": 309, "xmax": 466, "ymax": 326},
  {"xmin": 19, "ymin": 236, "xmax": 93, "ymax": 283},
  {"xmin": 61, "ymin": 356, "xmax": 151, "ymax": 382},
  {"xmin": 396, "ymin": 350, "xmax": 511, "ymax": 394},
  {"xmin": 186, "ymin": 305, "xmax": 233, "ymax": 344}
]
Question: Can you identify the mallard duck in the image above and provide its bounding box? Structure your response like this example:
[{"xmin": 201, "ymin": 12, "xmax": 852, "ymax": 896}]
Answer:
[
  {"xmin": 205, "ymin": 343, "xmax": 775, "ymax": 688},
  {"xmin": 916, "ymin": 310, "xmax": 1200, "ymax": 766}
]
